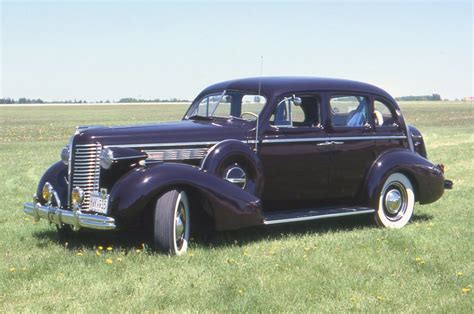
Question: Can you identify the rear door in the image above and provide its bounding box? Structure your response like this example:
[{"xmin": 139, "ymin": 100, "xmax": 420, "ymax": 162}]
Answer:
[{"xmin": 326, "ymin": 94, "xmax": 376, "ymax": 204}]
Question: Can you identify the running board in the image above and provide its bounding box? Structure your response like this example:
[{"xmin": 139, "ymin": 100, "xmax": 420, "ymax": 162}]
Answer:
[{"xmin": 263, "ymin": 207, "xmax": 375, "ymax": 225}]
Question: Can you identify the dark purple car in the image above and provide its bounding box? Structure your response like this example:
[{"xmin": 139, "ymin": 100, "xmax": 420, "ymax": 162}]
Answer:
[{"xmin": 24, "ymin": 77, "xmax": 452, "ymax": 255}]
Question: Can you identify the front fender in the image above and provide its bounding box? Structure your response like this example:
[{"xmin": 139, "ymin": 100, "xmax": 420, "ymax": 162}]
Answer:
[
  {"xmin": 35, "ymin": 161, "xmax": 68, "ymax": 206},
  {"xmin": 109, "ymin": 162, "xmax": 263, "ymax": 230},
  {"xmin": 364, "ymin": 149, "xmax": 445, "ymax": 207}
]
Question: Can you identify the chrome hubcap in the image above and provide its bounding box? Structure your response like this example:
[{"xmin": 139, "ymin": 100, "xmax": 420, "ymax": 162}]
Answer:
[
  {"xmin": 175, "ymin": 203, "xmax": 186, "ymax": 248},
  {"xmin": 385, "ymin": 189, "xmax": 402, "ymax": 214}
]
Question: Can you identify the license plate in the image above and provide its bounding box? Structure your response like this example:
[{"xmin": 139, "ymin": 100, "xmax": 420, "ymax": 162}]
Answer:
[{"xmin": 89, "ymin": 191, "xmax": 109, "ymax": 214}]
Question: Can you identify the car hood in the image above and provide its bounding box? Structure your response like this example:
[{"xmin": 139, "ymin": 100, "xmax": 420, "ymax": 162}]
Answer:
[{"xmin": 74, "ymin": 118, "xmax": 253, "ymax": 147}]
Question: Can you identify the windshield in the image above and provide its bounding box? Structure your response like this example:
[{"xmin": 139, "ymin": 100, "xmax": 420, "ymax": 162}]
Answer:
[{"xmin": 186, "ymin": 91, "xmax": 266, "ymax": 120}]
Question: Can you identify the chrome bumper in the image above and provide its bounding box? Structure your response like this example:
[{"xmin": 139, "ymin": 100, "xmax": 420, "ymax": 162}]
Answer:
[{"xmin": 23, "ymin": 202, "xmax": 116, "ymax": 231}]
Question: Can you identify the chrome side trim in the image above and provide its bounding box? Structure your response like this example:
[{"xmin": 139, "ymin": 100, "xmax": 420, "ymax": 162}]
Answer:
[
  {"xmin": 263, "ymin": 137, "xmax": 328, "ymax": 144},
  {"xmin": 145, "ymin": 147, "xmax": 208, "ymax": 161},
  {"xmin": 330, "ymin": 135, "xmax": 406, "ymax": 141},
  {"xmin": 112, "ymin": 155, "xmax": 146, "ymax": 161},
  {"xmin": 23, "ymin": 202, "xmax": 116, "ymax": 230},
  {"xmin": 105, "ymin": 141, "xmax": 221, "ymax": 148},
  {"xmin": 262, "ymin": 135, "xmax": 406, "ymax": 144},
  {"xmin": 263, "ymin": 209, "xmax": 375, "ymax": 225}
]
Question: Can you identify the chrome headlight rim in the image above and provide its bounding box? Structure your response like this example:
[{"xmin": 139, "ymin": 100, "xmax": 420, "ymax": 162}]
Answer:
[
  {"xmin": 42, "ymin": 182, "xmax": 54, "ymax": 203},
  {"xmin": 100, "ymin": 148, "xmax": 114, "ymax": 170},
  {"xmin": 71, "ymin": 186, "xmax": 85, "ymax": 207},
  {"xmin": 60, "ymin": 145, "xmax": 70, "ymax": 165}
]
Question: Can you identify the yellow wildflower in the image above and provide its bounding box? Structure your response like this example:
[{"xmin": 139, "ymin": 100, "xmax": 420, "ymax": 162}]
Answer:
[
  {"xmin": 98, "ymin": 246, "xmax": 103, "ymax": 251},
  {"xmin": 376, "ymin": 295, "xmax": 385, "ymax": 301},
  {"xmin": 9, "ymin": 267, "xmax": 16, "ymax": 272},
  {"xmin": 105, "ymin": 258, "xmax": 113, "ymax": 264},
  {"xmin": 116, "ymin": 257, "xmax": 123, "ymax": 262},
  {"xmin": 188, "ymin": 252, "xmax": 194, "ymax": 257},
  {"xmin": 238, "ymin": 288, "xmax": 244, "ymax": 296},
  {"xmin": 415, "ymin": 257, "xmax": 425, "ymax": 265},
  {"xmin": 462, "ymin": 287, "xmax": 471, "ymax": 294},
  {"xmin": 95, "ymin": 250, "xmax": 101, "ymax": 256},
  {"xmin": 106, "ymin": 246, "xmax": 113, "ymax": 251},
  {"xmin": 456, "ymin": 271, "xmax": 464, "ymax": 277},
  {"xmin": 76, "ymin": 252, "xmax": 83, "ymax": 256}
]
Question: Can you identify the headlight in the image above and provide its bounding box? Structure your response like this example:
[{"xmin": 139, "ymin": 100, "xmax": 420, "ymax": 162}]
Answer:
[
  {"xmin": 60, "ymin": 146, "xmax": 70, "ymax": 165},
  {"xmin": 100, "ymin": 148, "xmax": 114, "ymax": 169},
  {"xmin": 71, "ymin": 187, "xmax": 84, "ymax": 207},
  {"xmin": 42, "ymin": 182, "xmax": 53, "ymax": 203}
]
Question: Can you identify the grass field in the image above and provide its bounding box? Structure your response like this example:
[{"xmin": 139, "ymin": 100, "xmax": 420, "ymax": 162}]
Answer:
[{"xmin": 1, "ymin": 101, "xmax": 473, "ymax": 312}]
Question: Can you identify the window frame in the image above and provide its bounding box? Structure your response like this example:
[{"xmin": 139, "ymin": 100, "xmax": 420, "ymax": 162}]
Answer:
[
  {"xmin": 328, "ymin": 92, "xmax": 373, "ymax": 131},
  {"xmin": 184, "ymin": 89, "xmax": 268, "ymax": 120},
  {"xmin": 270, "ymin": 93, "xmax": 323, "ymax": 129},
  {"xmin": 373, "ymin": 97, "xmax": 402, "ymax": 131}
]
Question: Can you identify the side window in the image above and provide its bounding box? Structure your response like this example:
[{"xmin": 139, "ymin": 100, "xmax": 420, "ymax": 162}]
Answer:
[
  {"xmin": 271, "ymin": 95, "xmax": 321, "ymax": 127},
  {"xmin": 194, "ymin": 93, "xmax": 226, "ymax": 116},
  {"xmin": 374, "ymin": 100, "xmax": 398, "ymax": 127},
  {"xmin": 330, "ymin": 95, "xmax": 369, "ymax": 127},
  {"xmin": 240, "ymin": 95, "xmax": 266, "ymax": 120}
]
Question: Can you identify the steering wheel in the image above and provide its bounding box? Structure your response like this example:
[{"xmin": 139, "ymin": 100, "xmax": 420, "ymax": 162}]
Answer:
[{"xmin": 240, "ymin": 112, "xmax": 259, "ymax": 120}]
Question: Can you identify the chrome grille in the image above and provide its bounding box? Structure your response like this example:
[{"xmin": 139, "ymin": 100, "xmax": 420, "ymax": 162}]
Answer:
[{"xmin": 71, "ymin": 143, "xmax": 101, "ymax": 211}]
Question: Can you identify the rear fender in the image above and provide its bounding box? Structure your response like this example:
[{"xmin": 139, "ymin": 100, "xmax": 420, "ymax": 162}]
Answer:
[
  {"xmin": 109, "ymin": 162, "xmax": 263, "ymax": 230},
  {"xmin": 364, "ymin": 148, "xmax": 444, "ymax": 207}
]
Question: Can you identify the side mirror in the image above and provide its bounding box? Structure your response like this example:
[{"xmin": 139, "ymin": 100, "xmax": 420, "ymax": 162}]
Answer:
[{"xmin": 292, "ymin": 95, "xmax": 302, "ymax": 106}]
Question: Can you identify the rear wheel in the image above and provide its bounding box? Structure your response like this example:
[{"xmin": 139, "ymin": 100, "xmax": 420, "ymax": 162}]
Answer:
[
  {"xmin": 153, "ymin": 190, "xmax": 190, "ymax": 255},
  {"xmin": 375, "ymin": 173, "xmax": 415, "ymax": 228}
]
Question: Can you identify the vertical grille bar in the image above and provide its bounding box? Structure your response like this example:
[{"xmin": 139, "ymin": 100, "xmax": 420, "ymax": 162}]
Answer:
[{"xmin": 71, "ymin": 143, "xmax": 101, "ymax": 211}]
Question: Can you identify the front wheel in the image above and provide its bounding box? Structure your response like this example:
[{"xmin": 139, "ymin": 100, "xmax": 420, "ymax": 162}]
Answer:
[
  {"xmin": 375, "ymin": 173, "xmax": 415, "ymax": 228},
  {"xmin": 153, "ymin": 190, "xmax": 190, "ymax": 255}
]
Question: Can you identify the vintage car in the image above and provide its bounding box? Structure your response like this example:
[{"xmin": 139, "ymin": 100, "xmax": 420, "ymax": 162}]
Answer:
[{"xmin": 24, "ymin": 77, "xmax": 452, "ymax": 255}]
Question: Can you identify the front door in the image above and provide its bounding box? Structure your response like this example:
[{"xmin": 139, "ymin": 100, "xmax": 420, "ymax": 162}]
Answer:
[{"xmin": 259, "ymin": 94, "xmax": 330, "ymax": 210}]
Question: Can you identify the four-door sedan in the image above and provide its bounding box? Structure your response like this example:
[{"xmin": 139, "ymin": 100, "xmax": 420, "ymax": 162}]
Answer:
[{"xmin": 23, "ymin": 77, "xmax": 452, "ymax": 255}]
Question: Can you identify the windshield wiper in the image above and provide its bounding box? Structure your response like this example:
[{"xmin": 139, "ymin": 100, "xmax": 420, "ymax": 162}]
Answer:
[{"xmin": 187, "ymin": 114, "xmax": 214, "ymax": 121}]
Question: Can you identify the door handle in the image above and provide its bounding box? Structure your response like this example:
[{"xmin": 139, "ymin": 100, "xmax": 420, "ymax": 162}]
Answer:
[
  {"xmin": 317, "ymin": 141, "xmax": 332, "ymax": 146},
  {"xmin": 316, "ymin": 141, "xmax": 344, "ymax": 146}
]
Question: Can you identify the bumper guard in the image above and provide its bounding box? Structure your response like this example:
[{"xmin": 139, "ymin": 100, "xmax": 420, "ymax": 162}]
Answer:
[{"xmin": 23, "ymin": 201, "xmax": 116, "ymax": 231}]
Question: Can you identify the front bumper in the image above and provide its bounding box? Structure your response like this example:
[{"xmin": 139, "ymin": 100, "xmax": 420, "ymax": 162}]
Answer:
[{"xmin": 23, "ymin": 202, "xmax": 116, "ymax": 231}]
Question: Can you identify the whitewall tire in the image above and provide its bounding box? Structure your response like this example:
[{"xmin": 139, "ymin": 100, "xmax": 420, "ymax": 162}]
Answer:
[
  {"xmin": 375, "ymin": 173, "xmax": 415, "ymax": 228},
  {"xmin": 153, "ymin": 190, "xmax": 190, "ymax": 255}
]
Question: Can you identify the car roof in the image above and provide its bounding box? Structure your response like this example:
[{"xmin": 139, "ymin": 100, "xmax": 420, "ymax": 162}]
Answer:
[{"xmin": 199, "ymin": 76, "xmax": 395, "ymax": 101}]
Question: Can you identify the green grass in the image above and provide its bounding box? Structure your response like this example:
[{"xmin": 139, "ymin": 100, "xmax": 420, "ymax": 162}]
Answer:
[{"xmin": 1, "ymin": 102, "xmax": 473, "ymax": 312}]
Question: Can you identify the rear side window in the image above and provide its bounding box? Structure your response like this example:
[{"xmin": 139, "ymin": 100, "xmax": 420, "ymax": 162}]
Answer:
[
  {"xmin": 374, "ymin": 100, "xmax": 399, "ymax": 127},
  {"xmin": 330, "ymin": 95, "xmax": 369, "ymax": 127}
]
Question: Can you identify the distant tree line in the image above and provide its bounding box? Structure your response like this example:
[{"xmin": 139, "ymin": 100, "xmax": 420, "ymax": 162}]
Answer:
[
  {"xmin": 395, "ymin": 94, "xmax": 442, "ymax": 101},
  {"xmin": 0, "ymin": 97, "xmax": 191, "ymax": 104},
  {"xmin": 118, "ymin": 98, "xmax": 190, "ymax": 103}
]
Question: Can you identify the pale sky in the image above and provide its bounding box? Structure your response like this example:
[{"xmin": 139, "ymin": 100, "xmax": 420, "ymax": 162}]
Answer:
[{"xmin": 1, "ymin": 0, "xmax": 472, "ymax": 101}]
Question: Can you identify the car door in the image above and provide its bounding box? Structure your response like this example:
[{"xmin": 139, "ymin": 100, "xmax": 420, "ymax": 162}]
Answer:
[
  {"xmin": 258, "ymin": 93, "xmax": 330, "ymax": 210},
  {"xmin": 326, "ymin": 93, "xmax": 377, "ymax": 204}
]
